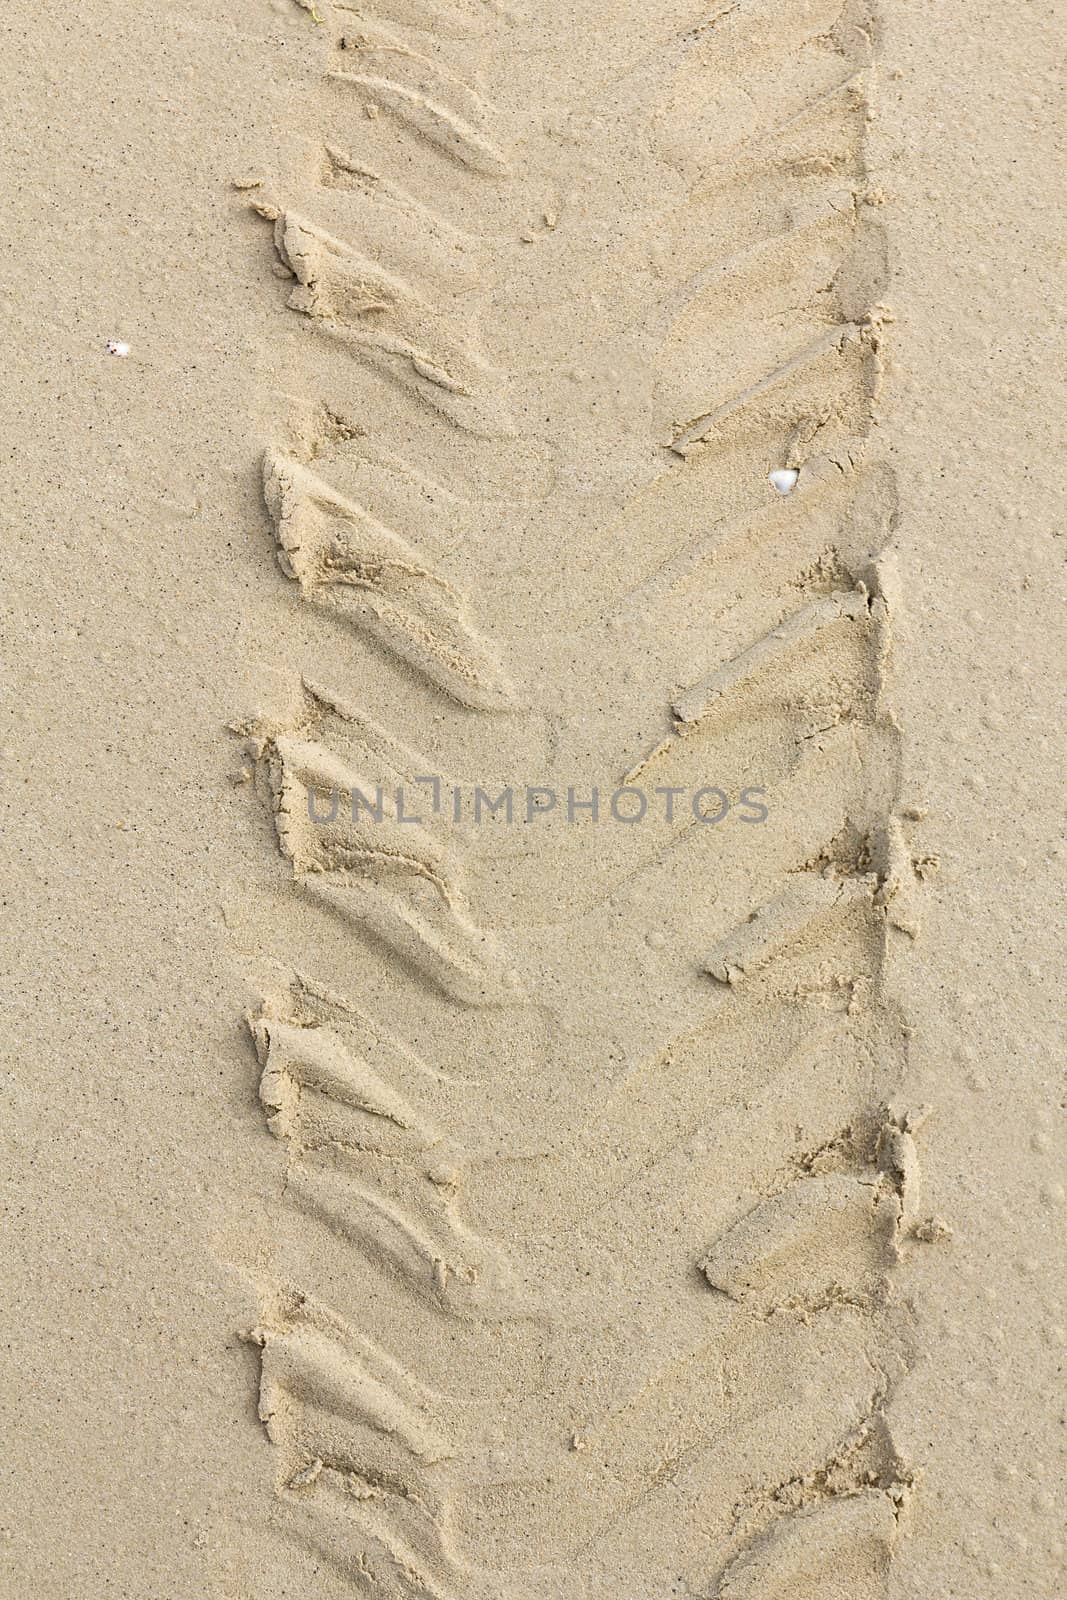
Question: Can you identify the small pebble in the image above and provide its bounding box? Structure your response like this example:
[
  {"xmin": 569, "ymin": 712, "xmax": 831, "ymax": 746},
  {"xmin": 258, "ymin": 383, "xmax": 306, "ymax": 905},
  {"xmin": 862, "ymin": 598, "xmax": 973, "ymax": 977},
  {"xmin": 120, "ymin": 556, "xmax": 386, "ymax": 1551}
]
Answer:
[
  {"xmin": 769, "ymin": 468, "xmax": 799, "ymax": 495},
  {"xmin": 287, "ymin": 1457, "xmax": 323, "ymax": 1489},
  {"xmin": 106, "ymin": 340, "xmax": 130, "ymax": 357}
]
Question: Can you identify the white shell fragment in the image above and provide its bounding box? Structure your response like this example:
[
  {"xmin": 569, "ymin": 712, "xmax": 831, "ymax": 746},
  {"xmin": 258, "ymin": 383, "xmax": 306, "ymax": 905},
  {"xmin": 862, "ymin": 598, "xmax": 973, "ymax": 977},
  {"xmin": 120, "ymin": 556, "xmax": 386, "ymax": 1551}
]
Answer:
[
  {"xmin": 106, "ymin": 340, "xmax": 130, "ymax": 357},
  {"xmin": 768, "ymin": 468, "xmax": 799, "ymax": 495}
]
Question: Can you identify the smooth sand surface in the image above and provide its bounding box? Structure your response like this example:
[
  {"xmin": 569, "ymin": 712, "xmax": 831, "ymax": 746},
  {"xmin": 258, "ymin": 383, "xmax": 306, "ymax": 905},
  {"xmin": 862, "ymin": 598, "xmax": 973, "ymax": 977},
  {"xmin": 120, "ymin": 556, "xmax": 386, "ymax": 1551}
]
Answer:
[{"xmin": 1, "ymin": 2, "xmax": 1063, "ymax": 1596}]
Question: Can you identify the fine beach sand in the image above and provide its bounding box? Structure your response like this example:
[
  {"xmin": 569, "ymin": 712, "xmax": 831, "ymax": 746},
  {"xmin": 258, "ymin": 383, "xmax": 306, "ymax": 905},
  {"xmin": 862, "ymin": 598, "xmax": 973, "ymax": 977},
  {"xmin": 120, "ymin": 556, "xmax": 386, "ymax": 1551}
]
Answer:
[{"xmin": 2, "ymin": 2, "xmax": 1064, "ymax": 1596}]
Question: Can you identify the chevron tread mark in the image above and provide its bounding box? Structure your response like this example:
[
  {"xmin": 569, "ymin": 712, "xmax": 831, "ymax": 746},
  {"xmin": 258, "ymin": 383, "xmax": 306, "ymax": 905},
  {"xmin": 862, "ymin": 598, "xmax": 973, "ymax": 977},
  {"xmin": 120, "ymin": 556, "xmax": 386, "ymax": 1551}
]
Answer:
[{"xmin": 232, "ymin": 1, "xmax": 926, "ymax": 1593}]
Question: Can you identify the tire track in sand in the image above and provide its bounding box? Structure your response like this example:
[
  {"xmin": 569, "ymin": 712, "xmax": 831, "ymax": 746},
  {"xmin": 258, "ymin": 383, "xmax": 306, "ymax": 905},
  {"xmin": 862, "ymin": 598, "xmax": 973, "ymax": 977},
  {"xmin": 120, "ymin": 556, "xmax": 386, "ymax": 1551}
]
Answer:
[{"xmin": 230, "ymin": 2, "xmax": 934, "ymax": 1594}]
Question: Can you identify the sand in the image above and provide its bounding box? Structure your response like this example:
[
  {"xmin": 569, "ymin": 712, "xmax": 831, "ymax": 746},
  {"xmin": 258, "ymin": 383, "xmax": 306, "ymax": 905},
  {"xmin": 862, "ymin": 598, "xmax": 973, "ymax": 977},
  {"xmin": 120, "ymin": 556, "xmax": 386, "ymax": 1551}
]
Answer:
[{"xmin": 1, "ymin": 1, "xmax": 1063, "ymax": 1596}]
